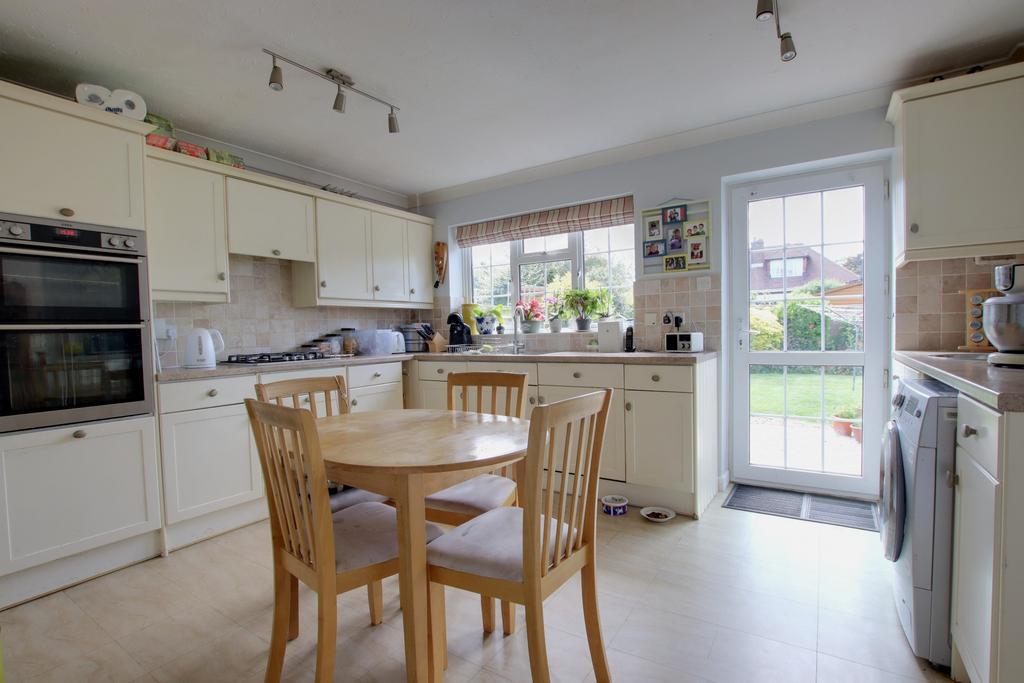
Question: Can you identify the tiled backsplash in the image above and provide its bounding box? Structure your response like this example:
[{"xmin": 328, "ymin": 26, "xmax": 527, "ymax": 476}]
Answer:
[
  {"xmin": 894, "ymin": 256, "xmax": 1021, "ymax": 351},
  {"xmin": 155, "ymin": 255, "xmax": 428, "ymax": 367}
]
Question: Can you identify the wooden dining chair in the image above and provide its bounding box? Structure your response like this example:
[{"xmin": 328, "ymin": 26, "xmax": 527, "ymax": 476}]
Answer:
[
  {"xmin": 425, "ymin": 371, "xmax": 528, "ymax": 636},
  {"xmin": 246, "ymin": 399, "xmax": 443, "ymax": 683},
  {"xmin": 425, "ymin": 389, "xmax": 614, "ymax": 683}
]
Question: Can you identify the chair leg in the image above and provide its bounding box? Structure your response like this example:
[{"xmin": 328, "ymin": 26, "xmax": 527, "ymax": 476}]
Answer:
[
  {"xmin": 581, "ymin": 562, "xmax": 611, "ymax": 683},
  {"xmin": 500, "ymin": 599, "xmax": 515, "ymax": 636},
  {"xmin": 428, "ymin": 581, "xmax": 448, "ymax": 678},
  {"xmin": 480, "ymin": 595, "xmax": 495, "ymax": 634},
  {"xmin": 265, "ymin": 566, "xmax": 291, "ymax": 683},
  {"xmin": 524, "ymin": 600, "xmax": 551, "ymax": 683},
  {"xmin": 367, "ymin": 580, "xmax": 384, "ymax": 626},
  {"xmin": 314, "ymin": 592, "xmax": 337, "ymax": 683},
  {"xmin": 288, "ymin": 575, "xmax": 300, "ymax": 641}
]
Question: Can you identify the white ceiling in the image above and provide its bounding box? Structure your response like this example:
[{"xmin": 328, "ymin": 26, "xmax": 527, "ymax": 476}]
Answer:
[{"xmin": 1, "ymin": 1, "xmax": 1022, "ymax": 200}]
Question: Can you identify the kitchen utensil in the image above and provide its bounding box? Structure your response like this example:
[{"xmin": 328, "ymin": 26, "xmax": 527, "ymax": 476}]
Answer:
[
  {"xmin": 601, "ymin": 495, "xmax": 629, "ymax": 516},
  {"xmin": 984, "ymin": 263, "xmax": 1024, "ymax": 367},
  {"xmin": 183, "ymin": 327, "xmax": 224, "ymax": 369},
  {"xmin": 640, "ymin": 506, "xmax": 677, "ymax": 523}
]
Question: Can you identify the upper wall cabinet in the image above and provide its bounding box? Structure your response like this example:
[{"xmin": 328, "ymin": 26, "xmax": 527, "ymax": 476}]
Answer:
[
  {"xmin": 371, "ymin": 212, "xmax": 409, "ymax": 301},
  {"xmin": 315, "ymin": 199, "xmax": 373, "ymax": 300},
  {"xmin": 145, "ymin": 156, "xmax": 230, "ymax": 302},
  {"xmin": 889, "ymin": 63, "xmax": 1024, "ymax": 265},
  {"xmin": 0, "ymin": 82, "xmax": 149, "ymax": 230},
  {"xmin": 406, "ymin": 220, "xmax": 435, "ymax": 305},
  {"xmin": 226, "ymin": 178, "xmax": 315, "ymax": 262}
]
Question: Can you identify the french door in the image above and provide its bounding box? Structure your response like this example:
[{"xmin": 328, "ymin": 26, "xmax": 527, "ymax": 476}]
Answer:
[{"xmin": 729, "ymin": 165, "xmax": 887, "ymax": 498}]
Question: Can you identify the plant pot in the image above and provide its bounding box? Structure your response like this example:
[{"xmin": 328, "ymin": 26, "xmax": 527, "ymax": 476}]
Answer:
[
  {"xmin": 575, "ymin": 317, "xmax": 592, "ymax": 331},
  {"xmin": 521, "ymin": 320, "xmax": 542, "ymax": 334},
  {"xmin": 831, "ymin": 417, "xmax": 853, "ymax": 437},
  {"xmin": 549, "ymin": 318, "xmax": 564, "ymax": 333},
  {"xmin": 477, "ymin": 316, "xmax": 495, "ymax": 334},
  {"xmin": 851, "ymin": 424, "xmax": 863, "ymax": 443}
]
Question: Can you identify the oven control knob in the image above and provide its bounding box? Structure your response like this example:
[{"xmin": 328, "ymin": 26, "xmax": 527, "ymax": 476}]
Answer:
[
  {"xmin": 124, "ymin": 238, "xmax": 136, "ymax": 248},
  {"xmin": 107, "ymin": 236, "xmax": 121, "ymax": 247},
  {"xmin": 8, "ymin": 224, "xmax": 23, "ymax": 236}
]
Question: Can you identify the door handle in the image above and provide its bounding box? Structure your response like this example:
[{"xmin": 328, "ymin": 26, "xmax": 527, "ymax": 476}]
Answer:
[
  {"xmin": 218, "ymin": 272, "xmax": 226, "ymax": 281},
  {"xmin": 625, "ymin": 402, "xmax": 633, "ymax": 411},
  {"xmin": 374, "ymin": 285, "xmax": 381, "ymax": 292},
  {"xmin": 320, "ymin": 280, "xmax": 327, "ymax": 288},
  {"xmin": 962, "ymin": 425, "xmax": 978, "ymax": 438}
]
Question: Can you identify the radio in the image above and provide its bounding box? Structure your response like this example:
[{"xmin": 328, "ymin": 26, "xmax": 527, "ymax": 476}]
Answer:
[{"xmin": 665, "ymin": 331, "xmax": 703, "ymax": 353}]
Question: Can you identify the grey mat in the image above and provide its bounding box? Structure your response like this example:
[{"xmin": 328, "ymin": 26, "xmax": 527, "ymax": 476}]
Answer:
[{"xmin": 723, "ymin": 484, "xmax": 878, "ymax": 532}]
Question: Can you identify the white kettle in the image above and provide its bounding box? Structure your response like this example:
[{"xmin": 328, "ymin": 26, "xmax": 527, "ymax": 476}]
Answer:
[{"xmin": 183, "ymin": 328, "xmax": 225, "ymax": 369}]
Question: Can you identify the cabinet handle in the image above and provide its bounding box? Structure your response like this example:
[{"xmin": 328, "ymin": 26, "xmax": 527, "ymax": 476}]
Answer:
[
  {"xmin": 351, "ymin": 398, "xmax": 359, "ymax": 406},
  {"xmin": 59, "ymin": 208, "xmax": 75, "ymax": 217},
  {"xmin": 72, "ymin": 429, "xmax": 87, "ymax": 439},
  {"xmin": 373, "ymin": 372, "xmax": 382, "ymax": 378},
  {"xmin": 651, "ymin": 374, "xmax": 661, "ymax": 382},
  {"xmin": 962, "ymin": 425, "xmax": 978, "ymax": 438},
  {"xmin": 625, "ymin": 402, "xmax": 633, "ymax": 411},
  {"xmin": 207, "ymin": 388, "xmax": 219, "ymax": 397},
  {"xmin": 374, "ymin": 285, "xmax": 381, "ymax": 292},
  {"xmin": 218, "ymin": 272, "xmax": 226, "ymax": 281},
  {"xmin": 909, "ymin": 222, "xmax": 919, "ymax": 234},
  {"xmin": 320, "ymin": 280, "xmax": 327, "ymax": 288},
  {"xmin": 437, "ymin": 368, "xmax": 444, "ymax": 374},
  {"xmin": 946, "ymin": 470, "xmax": 959, "ymax": 488},
  {"xmin": 529, "ymin": 396, "xmax": 536, "ymax": 405},
  {"xmin": 572, "ymin": 371, "xmax": 582, "ymax": 379},
  {"xmin": 538, "ymin": 396, "xmax": 545, "ymax": 403},
  {"xmin": 410, "ymin": 288, "xmax": 416, "ymax": 295},
  {"xmin": 272, "ymin": 249, "xmax": 281, "ymax": 256}
]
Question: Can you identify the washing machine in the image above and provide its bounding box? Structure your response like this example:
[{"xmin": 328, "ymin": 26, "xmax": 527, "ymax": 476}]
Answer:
[{"xmin": 880, "ymin": 377, "xmax": 958, "ymax": 666}]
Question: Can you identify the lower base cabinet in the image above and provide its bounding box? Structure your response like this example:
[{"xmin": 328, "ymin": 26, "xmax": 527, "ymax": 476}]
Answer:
[
  {"xmin": 539, "ymin": 385, "xmax": 626, "ymax": 482},
  {"xmin": 625, "ymin": 389, "xmax": 694, "ymax": 492},
  {"xmin": 350, "ymin": 382, "xmax": 403, "ymax": 412}
]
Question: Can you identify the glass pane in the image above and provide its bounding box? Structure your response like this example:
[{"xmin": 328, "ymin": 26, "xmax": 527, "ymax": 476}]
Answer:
[
  {"xmin": 785, "ymin": 299, "xmax": 823, "ymax": 351},
  {"xmin": 523, "ymin": 234, "xmax": 567, "ymax": 254},
  {"xmin": 519, "ymin": 262, "xmax": 545, "ymax": 299},
  {"xmin": 610, "ymin": 286, "xmax": 634, "ymax": 319},
  {"xmin": 784, "ymin": 192, "xmax": 821, "ymax": 247},
  {"xmin": 787, "ymin": 419, "xmax": 823, "ymax": 472},
  {"xmin": 472, "ymin": 245, "xmax": 492, "ymax": 269},
  {"xmin": 583, "ymin": 227, "xmax": 608, "ymax": 254},
  {"xmin": 519, "ymin": 260, "xmax": 571, "ymax": 307},
  {"xmin": 750, "ymin": 365, "xmax": 785, "ymax": 468},
  {"xmin": 782, "ymin": 247, "xmax": 822, "ymax": 296},
  {"xmin": 491, "ymin": 266, "xmax": 510, "ymax": 297},
  {"xmin": 823, "ymin": 366, "xmax": 863, "ymax": 420},
  {"xmin": 610, "ymin": 251, "xmax": 635, "ymax": 287},
  {"xmin": 584, "ymin": 254, "xmax": 610, "ymax": 290},
  {"xmin": 822, "ymin": 244, "xmax": 863, "ymax": 351},
  {"xmin": 749, "ymin": 302, "xmax": 783, "ymax": 351},
  {"xmin": 491, "ymin": 241, "xmax": 510, "ymax": 265},
  {"xmin": 748, "ymin": 198, "xmax": 783, "ymax": 250},
  {"xmin": 749, "ymin": 364, "xmax": 784, "ymax": 416},
  {"xmin": 472, "ymin": 267, "xmax": 492, "ymax": 306},
  {"xmin": 823, "ymin": 186, "xmax": 865, "ymax": 244},
  {"xmin": 609, "ymin": 224, "xmax": 634, "ymax": 251},
  {"xmin": 823, "ymin": 366, "xmax": 863, "ymax": 475},
  {"xmin": 750, "ymin": 416, "xmax": 785, "ymax": 468},
  {"xmin": 785, "ymin": 366, "xmax": 822, "ymax": 419}
]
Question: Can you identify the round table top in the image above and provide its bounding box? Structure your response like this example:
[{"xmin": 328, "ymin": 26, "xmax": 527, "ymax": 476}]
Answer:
[{"xmin": 316, "ymin": 409, "xmax": 531, "ymax": 474}]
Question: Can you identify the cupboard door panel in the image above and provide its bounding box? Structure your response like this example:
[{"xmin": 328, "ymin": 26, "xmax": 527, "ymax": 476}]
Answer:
[
  {"xmin": 316, "ymin": 200, "xmax": 372, "ymax": 300},
  {"xmin": 226, "ymin": 178, "xmax": 315, "ymax": 262},
  {"xmin": 371, "ymin": 213, "xmax": 408, "ymax": 300},
  {"xmin": 537, "ymin": 385, "xmax": 625, "ymax": 481},
  {"xmin": 418, "ymin": 381, "xmax": 449, "ymax": 411},
  {"xmin": 350, "ymin": 382, "xmax": 403, "ymax": 412},
  {"xmin": 625, "ymin": 390, "xmax": 694, "ymax": 492},
  {"xmin": 146, "ymin": 158, "xmax": 229, "ymax": 301},
  {"xmin": 406, "ymin": 221, "xmax": 434, "ymax": 304}
]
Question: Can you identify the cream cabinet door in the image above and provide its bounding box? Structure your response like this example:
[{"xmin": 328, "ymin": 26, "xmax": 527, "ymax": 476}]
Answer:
[
  {"xmin": 0, "ymin": 416, "xmax": 160, "ymax": 575},
  {"xmin": 537, "ymin": 385, "xmax": 625, "ymax": 481},
  {"xmin": 159, "ymin": 404, "xmax": 263, "ymax": 524},
  {"xmin": 624, "ymin": 390, "xmax": 694, "ymax": 492},
  {"xmin": 316, "ymin": 199, "xmax": 372, "ymax": 300},
  {"xmin": 406, "ymin": 221, "xmax": 435, "ymax": 304},
  {"xmin": 0, "ymin": 97, "xmax": 145, "ymax": 229},
  {"xmin": 903, "ymin": 76, "xmax": 1024, "ymax": 251},
  {"xmin": 226, "ymin": 178, "xmax": 315, "ymax": 262},
  {"xmin": 145, "ymin": 158, "xmax": 229, "ymax": 302},
  {"xmin": 371, "ymin": 212, "xmax": 408, "ymax": 300},
  {"xmin": 952, "ymin": 446, "xmax": 998, "ymax": 683},
  {"xmin": 350, "ymin": 382, "xmax": 404, "ymax": 412},
  {"xmin": 419, "ymin": 381, "xmax": 450, "ymax": 410}
]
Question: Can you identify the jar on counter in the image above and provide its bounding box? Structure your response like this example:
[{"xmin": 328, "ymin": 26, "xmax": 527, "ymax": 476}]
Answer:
[{"xmin": 324, "ymin": 334, "xmax": 343, "ymax": 355}]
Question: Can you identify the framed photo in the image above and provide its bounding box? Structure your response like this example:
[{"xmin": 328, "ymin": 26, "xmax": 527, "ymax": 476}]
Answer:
[
  {"xmin": 645, "ymin": 216, "xmax": 663, "ymax": 240},
  {"xmin": 666, "ymin": 226, "xmax": 685, "ymax": 253},
  {"xmin": 644, "ymin": 240, "xmax": 666, "ymax": 257},
  {"xmin": 663, "ymin": 255, "xmax": 687, "ymax": 272},
  {"xmin": 662, "ymin": 205, "xmax": 686, "ymax": 225},
  {"xmin": 683, "ymin": 219, "xmax": 708, "ymax": 238},
  {"xmin": 687, "ymin": 237, "xmax": 707, "ymax": 265}
]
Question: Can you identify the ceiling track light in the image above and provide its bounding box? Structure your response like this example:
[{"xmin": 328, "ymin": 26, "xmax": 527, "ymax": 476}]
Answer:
[
  {"xmin": 262, "ymin": 48, "xmax": 400, "ymax": 132},
  {"xmin": 754, "ymin": 0, "xmax": 796, "ymax": 62}
]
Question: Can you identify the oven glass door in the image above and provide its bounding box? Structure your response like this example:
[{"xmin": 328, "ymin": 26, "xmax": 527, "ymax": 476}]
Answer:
[
  {"xmin": 0, "ymin": 328, "xmax": 150, "ymax": 430},
  {"xmin": 0, "ymin": 250, "xmax": 142, "ymax": 323}
]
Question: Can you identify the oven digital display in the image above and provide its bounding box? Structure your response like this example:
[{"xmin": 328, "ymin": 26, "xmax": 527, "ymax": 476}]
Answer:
[
  {"xmin": 31, "ymin": 224, "xmax": 102, "ymax": 248},
  {"xmin": 54, "ymin": 227, "xmax": 79, "ymax": 238}
]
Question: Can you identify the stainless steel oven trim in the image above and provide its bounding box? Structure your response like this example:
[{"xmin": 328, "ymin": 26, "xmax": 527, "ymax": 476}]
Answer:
[
  {"xmin": 0, "ymin": 324, "xmax": 147, "ymax": 330},
  {"xmin": 0, "ymin": 245, "xmax": 146, "ymax": 265},
  {"xmin": 0, "ymin": 211, "xmax": 146, "ymax": 256}
]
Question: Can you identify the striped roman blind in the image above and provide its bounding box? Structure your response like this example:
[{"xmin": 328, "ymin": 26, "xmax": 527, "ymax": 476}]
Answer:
[{"xmin": 454, "ymin": 195, "xmax": 634, "ymax": 248}]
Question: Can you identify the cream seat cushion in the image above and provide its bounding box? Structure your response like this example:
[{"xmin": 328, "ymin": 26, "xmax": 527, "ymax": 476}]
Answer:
[
  {"xmin": 329, "ymin": 486, "xmax": 388, "ymax": 513},
  {"xmin": 426, "ymin": 506, "xmax": 575, "ymax": 582},
  {"xmin": 424, "ymin": 474, "xmax": 517, "ymax": 516},
  {"xmin": 333, "ymin": 502, "xmax": 444, "ymax": 573}
]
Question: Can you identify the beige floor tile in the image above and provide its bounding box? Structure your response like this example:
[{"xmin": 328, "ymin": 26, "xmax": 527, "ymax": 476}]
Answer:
[
  {"xmin": 115, "ymin": 603, "xmax": 236, "ymax": 671},
  {"xmin": 20, "ymin": 641, "xmax": 144, "ymax": 683},
  {"xmin": 210, "ymin": 520, "xmax": 274, "ymax": 569},
  {"xmin": 586, "ymin": 648, "xmax": 709, "ymax": 682},
  {"xmin": 816, "ymin": 653, "xmax": 952, "ymax": 682},
  {"xmin": 698, "ymin": 628, "xmax": 817, "ymax": 683},
  {"xmin": 608, "ymin": 606, "xmax": 715, "ymax": 671},
  {"xmin": 817, "ymin": 607, "xmax": 936, "ymax": 680},
  {"xmin": 482, "ymin": 623, "xmax": 598, "ymax": 682},
  {"xmin": 149, "ymin": 626, "xmax": 269, "ymax": 683},
  {"xmin": 541, "ymin": 581, "xmax": 635, "ymax": 642}
]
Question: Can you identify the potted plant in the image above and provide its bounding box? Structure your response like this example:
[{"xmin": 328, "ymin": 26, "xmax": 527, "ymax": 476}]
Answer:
[
  {"xmin": 851, "ymin": 423, "xmax": 863, "ymax": 444},
  {"xmin": 831, "ymin": 406, "xmax": 860, "ymax": 437},
  {"xmin": 546, "ymin": 295, "xmax": 567, "ymax": 333},
  {"xmin": 515, "ymin": 298, "xmax": 546, "ymax": 333},
  {"xmin": 562, "ymin": 289, "xmax": 606, "ymax": 331},
  {"xmin": 473, "ymin": 304, "xmax": 503, "ymax": 335}
]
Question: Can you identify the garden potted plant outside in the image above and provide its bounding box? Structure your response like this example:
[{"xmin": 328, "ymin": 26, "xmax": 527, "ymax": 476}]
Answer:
[
  {"xmin": 562, "ymin": 289, "xmax": 604, "ymax": 331},
  {"xmin": 831, "ymin": 406, "xmax": 860, "ymax": 437},
  {"xmin": 851, "ymin": 423, "xmax": 863, "ymax": 443},
  {"xmin": 516, "ymin": 299, "xmax": 545, "ymax": 333}
]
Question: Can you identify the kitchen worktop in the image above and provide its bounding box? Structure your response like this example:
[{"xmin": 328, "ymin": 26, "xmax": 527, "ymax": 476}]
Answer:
[
  {"xmin": 411, "ymin": 351, "xmax": 716, "ymax": 365},
  {"xmin": 895, "ymin": 351, "xmax": 1024, "ymax": 412},
  {"xmin": 156, "ymin": 354, "xmax": 416, "ymax": 382}
]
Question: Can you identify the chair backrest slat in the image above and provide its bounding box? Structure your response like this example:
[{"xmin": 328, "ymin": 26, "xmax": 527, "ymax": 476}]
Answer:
[
  {"xmin": 522, "ymin": 390, "xmax": 612, "ymax": 582},
  {"xmin": 447, "ymin": 371, "xmax": 529, "ymax": 479},
  {"xmin": 255, "ymin": 376, "xmax": 349, "ymax": 419}
]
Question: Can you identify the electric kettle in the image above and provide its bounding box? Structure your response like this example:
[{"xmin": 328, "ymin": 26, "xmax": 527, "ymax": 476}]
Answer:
[{"xmin": 184, "ymin": 327, "xmax": 225, "ymax": 369}]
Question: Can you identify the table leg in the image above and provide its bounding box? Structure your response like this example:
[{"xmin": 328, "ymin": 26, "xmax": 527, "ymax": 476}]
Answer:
[{"xmin": 396, "ymin": 473, "xmax": 431, "ymax": 683}]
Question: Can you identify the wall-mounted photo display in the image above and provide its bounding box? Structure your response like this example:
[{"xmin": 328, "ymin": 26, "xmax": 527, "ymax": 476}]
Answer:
[
  {"xmin": 644, "ymin": 240, "xmax": 666, "ymax": 257},
  {"xmin": 687, "ymin": 237, "xmax": 708, "ymax": 268},
  {"xmin": 662, "ymin": 205, "xmax": 686, "ymax": 225},
  {"xmin": 664, "ymin": 255, "xmax": 687, "ymax": 272},
  {"xmin": 683, "ymin": 219, "xmax": 708, "ymax": 238},
  {"xmin": 645, "ymin": 215, "xmax": 663, "ymax": 240}
]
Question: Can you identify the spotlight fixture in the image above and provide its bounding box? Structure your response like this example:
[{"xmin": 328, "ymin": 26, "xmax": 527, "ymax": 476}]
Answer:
[
  {"xmin": 779, "ymin": 32, "xmax": 797, "ymax": 62},
  {"xmin": 262, "ymin": 49, "xmax": 400, "ymax": 132},
  {"xmin": 755, "ymin": 0, "xmax": 774, "ymax": 22},
  {"xmin": 754, "ymin": 0, "xmax": 796, "ymax": 62},
  {"xmin": 268, "ymin": 57, "xmax": 284, "ymax": 91}
]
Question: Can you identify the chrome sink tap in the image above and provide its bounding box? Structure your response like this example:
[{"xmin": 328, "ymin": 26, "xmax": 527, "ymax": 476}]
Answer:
[{"xmin": 512, "ymin": 306, "xmax": 526, "ymax": 355}]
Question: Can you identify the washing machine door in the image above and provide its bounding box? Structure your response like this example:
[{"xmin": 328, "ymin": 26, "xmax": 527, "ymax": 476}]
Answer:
[{"xmin": 880, "ymin": 419, "xmax": 906, "ymax": 561}]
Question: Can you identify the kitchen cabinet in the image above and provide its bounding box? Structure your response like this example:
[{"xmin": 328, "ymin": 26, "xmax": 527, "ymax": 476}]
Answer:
[
  {"xmin": 145, "ymin": 156, "xmax": 230, "ymax": 302},
  {"xmin": 406, "ymin": 220, "xmax": 435, "ymax": 305},
  {"xmin": 625, "ymin": 389, "xmax": 694, "ymax": 491},
  {"xmin": 0, "ymin": 416, "xmax": 160, "ymax": 576},
  {"xmin": 539, "ymin": 384, "xmax": 626, "ymax": 481},
  {"xmin": 226, "ymin": 177, "xmax": 315, "ymax": 262},
  {"xmin": 0, "ymin": 81, "xmax": 148, "ymax": 230},
  {"xmin": 314, "ymin": 199, "xmax": 373, "ymax": 300},
  {"xmin": 350, "ymin": 383, "xmax": 404, "ymax": 412},
  {"xmin": 371, "ymin": 212, "xmax": 409, "ymax": 301},
  {"xmin": 888, "ymin": 62, "xmax": 1024, "ymax": 264}
]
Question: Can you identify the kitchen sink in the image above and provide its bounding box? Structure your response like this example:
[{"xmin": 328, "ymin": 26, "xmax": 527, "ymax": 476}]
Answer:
[{"xmin": 928, "ymin": 353, "xmax": 990, "ymax": 361}]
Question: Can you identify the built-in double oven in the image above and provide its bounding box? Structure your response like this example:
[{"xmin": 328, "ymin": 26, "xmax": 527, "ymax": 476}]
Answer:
[{"xmin": 0, "ymin": 212, "xmax": 153, "ymax": 433}]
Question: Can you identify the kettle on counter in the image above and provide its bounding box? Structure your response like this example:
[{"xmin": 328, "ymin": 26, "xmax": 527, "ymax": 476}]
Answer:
[{"xmin": 184, "ymin": 327, "xmax": 225, "ymax": 369}]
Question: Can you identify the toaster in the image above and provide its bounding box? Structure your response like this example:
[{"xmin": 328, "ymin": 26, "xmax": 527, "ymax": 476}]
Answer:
[{"xmin": 665, "ymin": 331, "xmax": 703, "ymax": 352}]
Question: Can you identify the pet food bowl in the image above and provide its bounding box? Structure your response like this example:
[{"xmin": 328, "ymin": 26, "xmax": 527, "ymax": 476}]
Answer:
[{"xmin": 601, "ymin": 495, "xmax": 629, "ymax": 516}]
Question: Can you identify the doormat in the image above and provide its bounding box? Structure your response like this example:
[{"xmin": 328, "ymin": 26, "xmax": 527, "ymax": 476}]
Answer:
[{"xmin": 723, "ymin": 484, "xmax": 878, "ymax": 532}]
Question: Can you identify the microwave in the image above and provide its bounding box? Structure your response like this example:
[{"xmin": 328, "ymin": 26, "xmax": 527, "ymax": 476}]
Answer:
[{"xmin": 665, "ymin": 331, "xmax": 703, "ymax": 353}]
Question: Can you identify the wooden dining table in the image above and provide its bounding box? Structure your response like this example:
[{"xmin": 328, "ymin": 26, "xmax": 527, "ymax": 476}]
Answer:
[{"xmin": 316, "ymin": 408, "xmax": 531, "ymax": 683}]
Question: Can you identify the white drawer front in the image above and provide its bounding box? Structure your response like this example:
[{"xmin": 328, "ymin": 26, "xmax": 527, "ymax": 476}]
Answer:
[
  {"xmin": 350, "ymin": 382, "xmax": 404, "ymax": 412},
  {"xmin": 467, "ymin": 361, "xmax": 538, "ymax": 385},
  {"xmin": 159, "ymin": 375, "xmax": 258, "ymax": 414},
  {"xmin": 349, "ymin": 362, "xmax": 403, "ymax": 388},
  {"xmin": 418, "ymin": 360, "xmax": 468, "ymax": 381},
  {"xmin": 956, "ymin": 394, "xmax": 1001, "ymax": 478},
  {"xmin": 625, "ymin": 365, "xmax": 693, "ymax": 393},
  {"xmin": 537, "ymin": 363, "xmax": 623, "ymax": 389},
  {"xmin": 258, "ymin": 366, "xmax": 347, "ymax": 384}
]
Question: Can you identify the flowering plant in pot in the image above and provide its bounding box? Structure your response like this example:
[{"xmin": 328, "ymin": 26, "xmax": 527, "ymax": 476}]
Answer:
[
  {"xmin": 561, "ymin": 288, "xmax": 607, "ymax": 331},
  {"xmin": 516, "ymin": 298, "xmax": 546, "ymax": 333},
  {"xmin": 473, "ymin": 304, "xmax": 503, "ymax": 335},
  {"xmin": 831, "ymin": 405, "xmax": 861, "ymax": 437},
  {"xmin": 546, "ymin": 295, "xmax": 568, "ymax": 332}
]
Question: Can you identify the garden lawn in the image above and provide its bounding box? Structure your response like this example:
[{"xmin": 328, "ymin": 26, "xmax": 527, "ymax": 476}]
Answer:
[{"xmin": 749, "ymin": 371, "xmax": 863, "ymax": 418}]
